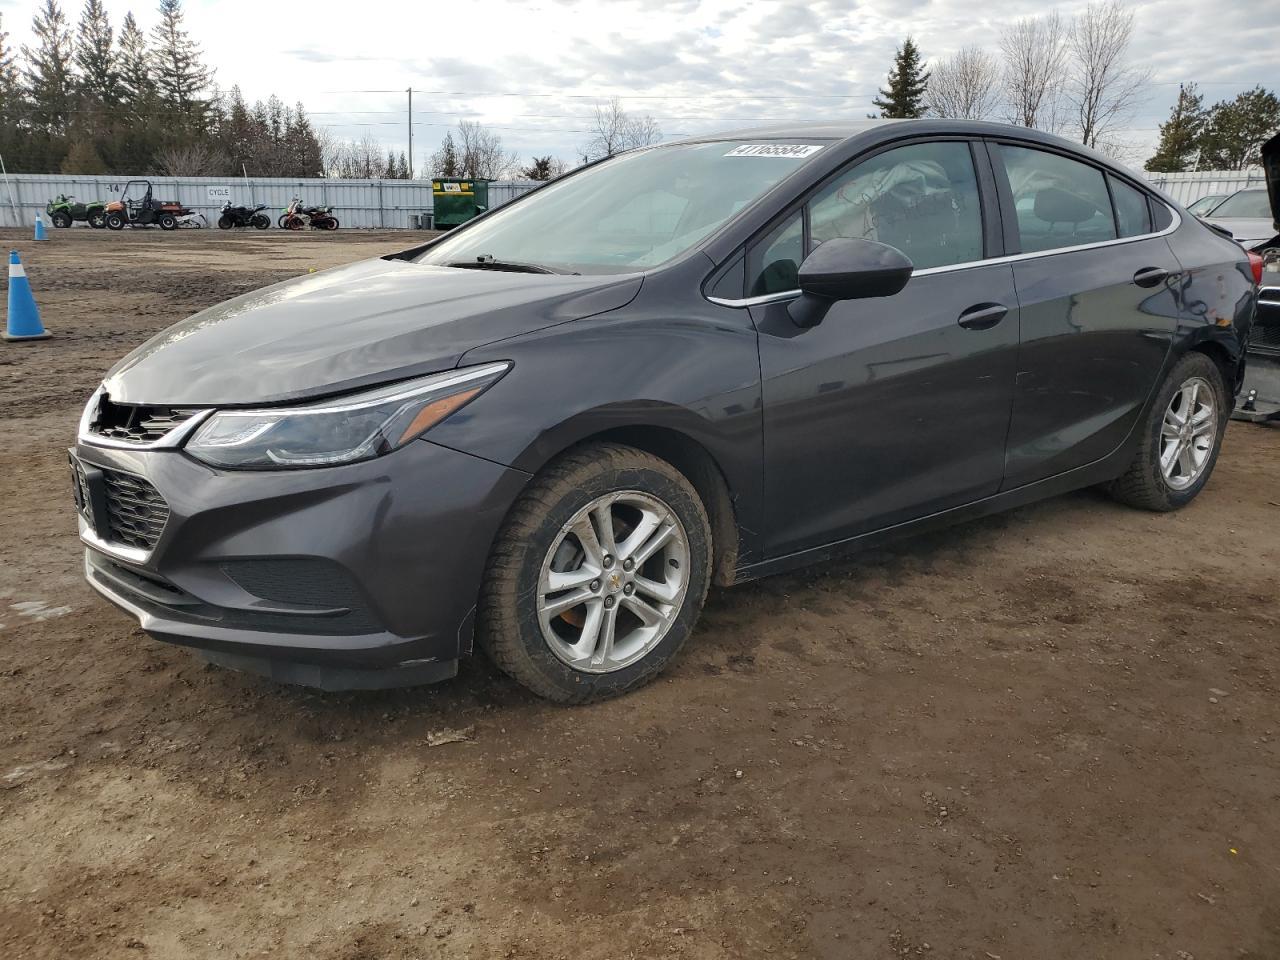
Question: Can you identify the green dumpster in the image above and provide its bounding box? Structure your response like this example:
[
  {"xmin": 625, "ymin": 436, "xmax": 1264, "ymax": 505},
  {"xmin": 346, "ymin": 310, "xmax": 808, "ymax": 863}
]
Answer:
[{"xmin": 432, "ymin": 178, "xmax": 490, "ymax": 229}]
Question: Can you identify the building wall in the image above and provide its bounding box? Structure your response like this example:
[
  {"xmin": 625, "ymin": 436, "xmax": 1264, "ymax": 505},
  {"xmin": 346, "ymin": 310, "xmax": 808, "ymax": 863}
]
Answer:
[
  {"xmin": 0, "ymin": 174, "xmax": 541, "ymax": 228},
  {"xmin": 1141, "ymin": 170, "xmax": 1265, "ymax": 205}
]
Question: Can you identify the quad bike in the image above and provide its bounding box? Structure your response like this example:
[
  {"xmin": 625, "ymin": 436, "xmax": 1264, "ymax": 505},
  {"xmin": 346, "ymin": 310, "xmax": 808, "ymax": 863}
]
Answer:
[
  {"xmin": 217, "ymin": 201, "xmax": 271, "ymax": 230},
  {"xmin": 104, "ymin": 180, "xmax": 198, "ymax": 231},
  {"xmin": 46, "ymin": 194, "xmax": 108, "ymax": 229},
  {"xmin": 279, "ymin": 197, "xmax": 339, "ymax": 230}
]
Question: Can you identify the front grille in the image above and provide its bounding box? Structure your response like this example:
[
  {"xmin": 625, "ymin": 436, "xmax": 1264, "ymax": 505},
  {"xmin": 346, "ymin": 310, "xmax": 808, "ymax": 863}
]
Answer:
[
  {"xmin": 101, "ymin": 468, "xmax": 170, "ymax": 550},
  {"xmin": 92, "ymin": 395, "xmax": 203, "ymax": 444},
  {"xmin": 1249, "ymin": 311, "xmax": 1280, "ymax": 358}
]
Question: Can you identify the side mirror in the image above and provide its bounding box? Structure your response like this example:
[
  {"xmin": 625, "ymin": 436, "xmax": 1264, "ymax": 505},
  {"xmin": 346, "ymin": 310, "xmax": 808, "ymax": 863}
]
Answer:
[{"xmin": 788, "ymin": 237, "xmax": 914, "ymax": 328}]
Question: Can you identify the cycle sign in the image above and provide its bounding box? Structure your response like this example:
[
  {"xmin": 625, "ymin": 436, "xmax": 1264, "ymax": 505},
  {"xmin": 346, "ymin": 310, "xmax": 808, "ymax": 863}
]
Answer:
[{"xmin": 206, "ymin": 185, "xmax": 232, "ymax": 203}]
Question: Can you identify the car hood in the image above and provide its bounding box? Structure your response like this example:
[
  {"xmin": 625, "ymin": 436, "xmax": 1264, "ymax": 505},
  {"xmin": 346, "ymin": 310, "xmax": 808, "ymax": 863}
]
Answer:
[
  {"xmin": 1201, "ymin": 216, "xmax": 1276, "ymax": 246},
  {"xmin": 103, "ymin": 258, "xmax": 643, "ymax": 405}
]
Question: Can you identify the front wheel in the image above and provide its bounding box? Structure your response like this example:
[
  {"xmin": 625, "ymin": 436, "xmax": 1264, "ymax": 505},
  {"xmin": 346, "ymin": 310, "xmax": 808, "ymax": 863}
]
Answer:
[
  {"xmin": 1107, "ymin": 352, "xmax": 1228, "ymax": 511},
  {"xmin": 105, "ymin": 212, "xmax": 125, "ymax": 230},
  {"xmin": 158, "ymin": 213, "xmax": 177, "ymax": 230},
  {"xmin": 51, "ymin": 211, "xmax": 72, "ymax": 228},
  {"xmin": 217, "ymin": 215, "xmax": 233, "ymax": 229},
  {"xmin": 478, "ymin": 443, "xmax": 712, "ymax": 703}
]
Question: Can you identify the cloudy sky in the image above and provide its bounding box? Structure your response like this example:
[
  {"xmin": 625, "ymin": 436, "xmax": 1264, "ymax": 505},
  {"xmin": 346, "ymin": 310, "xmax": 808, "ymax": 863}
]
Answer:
[{"xmin": 3, "ymin": 0, "xmax": 1277, "ymax": 169}]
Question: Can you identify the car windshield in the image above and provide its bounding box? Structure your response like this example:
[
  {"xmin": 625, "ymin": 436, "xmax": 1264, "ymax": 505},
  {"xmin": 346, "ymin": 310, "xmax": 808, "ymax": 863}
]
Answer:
[
  {"xmin": 1210, "ymin": 189, "xmax": 1272, "ymax": 219},
  {"xmin": 416, "ymin": 140, "xmax": 830, "ymax": 274}
]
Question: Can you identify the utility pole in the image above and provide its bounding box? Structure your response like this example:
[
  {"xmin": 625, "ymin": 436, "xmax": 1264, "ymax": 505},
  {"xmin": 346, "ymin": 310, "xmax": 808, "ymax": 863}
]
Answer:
[{"xmin": 407, "ymin": 87, "xmax": 413, "ymax": 179}]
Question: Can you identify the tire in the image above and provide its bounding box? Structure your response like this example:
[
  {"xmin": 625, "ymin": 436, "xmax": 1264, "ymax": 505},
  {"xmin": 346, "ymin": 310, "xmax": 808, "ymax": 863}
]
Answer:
[
  {"xmin": 217, "ymin": 215, "xmax": 233, "ymax": 229},
  {"xmin": 105, "ymin": 212, "xmax": 125, "ymax": 230},
  {"xmin": 252, "ymin": 214, "xmax": 270, "ymax": 230},
  {"xmin": 326, "ymin": 217, "xmax": 339, "ymax": 230},
  {"xmin": 50, "ymin": 211, "xmax": 72, "ymax": 228},
  {"xmin": 158, "ymin": 213, "xmax": 177, "ymax": 230},
  {"xmin": 1107, "ymin": 352, "xmax": 1228, "ymax": 511},
  {"xmin": 277, "ymin": 214, "xmax": 289, "ymax": 228},
  {"xmin": 88, "ymin": 212, "xmax": 106, "ymax": 229},
  {"xmin": 478, "ymin": 443, "xmax": 713, "ymax": 703}
]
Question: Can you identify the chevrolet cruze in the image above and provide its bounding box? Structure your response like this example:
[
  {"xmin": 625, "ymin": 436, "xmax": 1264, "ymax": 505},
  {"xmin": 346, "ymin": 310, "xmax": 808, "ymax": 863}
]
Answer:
[{"xmin": 71, "ymin": 120, "xmax": 1261, "ymax": 702}]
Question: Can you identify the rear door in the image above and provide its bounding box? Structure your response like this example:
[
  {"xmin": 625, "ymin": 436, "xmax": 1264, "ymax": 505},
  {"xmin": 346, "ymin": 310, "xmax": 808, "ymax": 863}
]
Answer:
[
  {"xmin": 992, "ymin": 142, "xmax": 1183, "ymax": 488},
  {"xmin": 752, "ymin": 139, "xmax": 1021, "ymax": 557}
]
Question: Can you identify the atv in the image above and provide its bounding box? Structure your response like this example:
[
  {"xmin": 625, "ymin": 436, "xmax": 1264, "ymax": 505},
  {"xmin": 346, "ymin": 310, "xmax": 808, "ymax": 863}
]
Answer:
[
  {"xmin": 104, "ymin": 180, "xmax": 196, "ymax": 231},
  {"xmin": 46, "ymin": 194, "xmax": 107, "ymax": 229}
]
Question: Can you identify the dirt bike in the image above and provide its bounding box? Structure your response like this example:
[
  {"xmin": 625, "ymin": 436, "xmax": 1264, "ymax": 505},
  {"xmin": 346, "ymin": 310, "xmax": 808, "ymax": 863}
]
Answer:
[
  {"xmin": 279, "ymin": 198, "xmax": 340, "ymax": 231},
  {"xmin": 217, "ymin": 201, "xmax": 271, "ymax": 230},
  {"xmin": 47, "ymin": 194, "xmax": 107, "ymax": 229}
]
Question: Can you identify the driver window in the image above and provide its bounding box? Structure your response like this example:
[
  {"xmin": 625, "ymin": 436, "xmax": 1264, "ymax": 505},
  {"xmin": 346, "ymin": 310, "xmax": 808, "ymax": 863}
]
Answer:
[{"xmin": 810, "ymin": 142, "xmax": 984, "ymax": 269}]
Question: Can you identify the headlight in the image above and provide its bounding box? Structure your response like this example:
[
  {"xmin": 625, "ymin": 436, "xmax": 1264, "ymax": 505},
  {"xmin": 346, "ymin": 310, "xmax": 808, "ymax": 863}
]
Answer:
[{"xmin": 184, "ymin": 362, "xmax": 510, "ymax": 469}]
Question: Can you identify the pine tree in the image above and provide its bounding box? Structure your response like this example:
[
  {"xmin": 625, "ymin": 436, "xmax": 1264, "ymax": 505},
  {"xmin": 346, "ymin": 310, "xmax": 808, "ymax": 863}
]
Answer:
[
  {"xmin": 397, "ymin": 151, "xmax": 408, "ymax": 179},
  {"xmin": 0, "ymin": 12, "xmax": 16, "ymax": 91},
  {"xmin": 117, "ymin": 12, "xmax": 153, "ymax": 112},
  {"xmin": 1197, "ymin": 86, "xmax": 1280, "ymax": 171},
  {"xmin": 429, "ymin": 131, "xmax": 460, "ymax": 177},
  {"xmin": 385, "ymin": 150, "xmax": 399, "ymax": 179},
  {"xmin": 74, "ymin": 0, "xmax": 118, "ymax": 105},
  {"xmin": 22, "ymin": 0, "xmax": 75, "ymax": 132},
  {"xmin": 150, "ymin": 0, "xmax": 212, "ymax": 124},
  {"xmin": 872, "ymin": 36, "xmax": 930, "ymax": 119}
]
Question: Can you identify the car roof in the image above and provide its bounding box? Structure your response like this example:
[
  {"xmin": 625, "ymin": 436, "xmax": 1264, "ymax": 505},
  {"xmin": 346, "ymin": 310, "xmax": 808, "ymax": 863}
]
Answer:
[{"xmin": 676, "ymin": 118, "xmax": 1093, "ymax": 149}]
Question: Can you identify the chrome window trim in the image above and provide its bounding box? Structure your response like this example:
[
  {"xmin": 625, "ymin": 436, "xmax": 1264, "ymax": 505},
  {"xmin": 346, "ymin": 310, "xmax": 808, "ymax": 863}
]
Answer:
[
  {"xmin": 79, "ymin": 515, "xmax": 152, "ymax": 565},
  {"xmin": 708, "ymin": 202, "xmax": 1182, "ymax": 309},
  {"xmin": 78, "ymin": 385, "xmax": 214, "ymax": 450}
]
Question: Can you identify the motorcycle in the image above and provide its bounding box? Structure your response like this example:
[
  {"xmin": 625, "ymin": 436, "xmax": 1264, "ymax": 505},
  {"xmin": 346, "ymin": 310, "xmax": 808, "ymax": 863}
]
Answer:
[
  {"xmin": 279, "ymin": 198, "xmax": 340, "ymax": 231},
  {"xmin": 217, "ymin": 201, "xmax": 271, "ymax": 230}
]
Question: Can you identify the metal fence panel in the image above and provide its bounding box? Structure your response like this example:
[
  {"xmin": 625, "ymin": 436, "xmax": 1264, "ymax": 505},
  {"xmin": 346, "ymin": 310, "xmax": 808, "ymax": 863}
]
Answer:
[
  {"xmin": 1141, "ymin": 170, "xmax": 1265, "ymax": 205},
  {"xmin": 0, "ymin": 173, "xmax": 541, "ymax": 228}
]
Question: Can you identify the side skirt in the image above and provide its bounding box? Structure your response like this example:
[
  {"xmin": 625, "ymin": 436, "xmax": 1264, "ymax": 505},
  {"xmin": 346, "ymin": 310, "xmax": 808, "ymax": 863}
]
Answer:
[{"xmin": 732, "ymin": 445, "xmax": 1131, "ymax": 584}]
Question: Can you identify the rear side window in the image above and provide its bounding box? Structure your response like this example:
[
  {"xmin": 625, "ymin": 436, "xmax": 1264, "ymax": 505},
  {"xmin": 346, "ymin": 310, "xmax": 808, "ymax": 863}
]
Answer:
[
  {"xmin": 999, "ymin": 144, "xmax": 1117, "ymax": 253},
  {"xmin": 1109, "ymin": 175, "xmax": 1152, "ymax": 237}
]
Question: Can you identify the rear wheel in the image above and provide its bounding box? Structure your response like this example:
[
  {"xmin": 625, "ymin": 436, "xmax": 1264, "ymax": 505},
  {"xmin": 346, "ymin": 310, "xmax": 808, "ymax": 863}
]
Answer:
[
  {"xmin": 88, "ymin": 211, "xmax": 106, "ymax": 229},
  {"xmin": 50, "ymin": 210, "xmax": 72, "ymax": 228},
  {"xmin": 158, "ymin": 213, "xmax": 177, "ymax": 230},
  {"xmin": 252, "ymin": 214, "xmax": 270, "ymax": 230},
  {"xmin": 323, "ymin": 217, "xmax": 339, "ymax": 230},
  {"xmin": 1107, "ymin": 352, "xmax": 1227, "ymax": 511},
  {"xmin": 105, "ymin": 212, "xmax": 125, "ymax": 230},
  {"xmin": 478, "ymin": 443, "xmax": 712, "ymax": 703}
]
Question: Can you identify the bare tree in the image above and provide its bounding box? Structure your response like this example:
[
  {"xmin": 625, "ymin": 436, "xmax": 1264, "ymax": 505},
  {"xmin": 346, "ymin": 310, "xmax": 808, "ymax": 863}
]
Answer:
[
  {"xmin": 999, "ymin": 12, "xmax": 1068, "ymax": 131},
  {"xmin": 582, "ymin": 97, "xmax": 662, "ymax": 160},
  {"xmin": 927, "ymin": 45, "xmax": 1001, "ymax": 120},
  {"xmin": 1065, "ymin": 0, "xmax": 1151, "ymax": 151},
  {"xmin": 456, "ymin": 120, "xmax": 518, "ymax": 178},
  {"xmin": 328, "ymin": 135, "xmax": 388, "ymax": 178},
  {"xmin": 155, "ymin": 140, "xmax": 222, "ymax": 175}
]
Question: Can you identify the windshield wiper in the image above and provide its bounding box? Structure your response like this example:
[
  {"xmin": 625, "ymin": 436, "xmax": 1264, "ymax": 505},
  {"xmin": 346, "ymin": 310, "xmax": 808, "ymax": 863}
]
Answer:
[{"xmin": 445, "ymin": 254, "xmax": 578, "ymax": 275}]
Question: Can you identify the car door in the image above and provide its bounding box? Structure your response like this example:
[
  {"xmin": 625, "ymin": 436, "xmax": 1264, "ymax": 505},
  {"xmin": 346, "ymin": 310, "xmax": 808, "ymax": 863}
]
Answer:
[
  {"xmin": 750, "ymin": 139, "xmax": 1020, "ymax": 558},
  {"xmin": 992, "ymin": 142, "xmax": 1182, "ymax": 488}
]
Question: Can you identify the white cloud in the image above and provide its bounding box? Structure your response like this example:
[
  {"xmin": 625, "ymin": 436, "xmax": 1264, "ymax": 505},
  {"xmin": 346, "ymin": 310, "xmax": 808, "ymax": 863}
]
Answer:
[{"xmin": 5, "ymin": 0, "xmax": 1277, "ymax": 166}]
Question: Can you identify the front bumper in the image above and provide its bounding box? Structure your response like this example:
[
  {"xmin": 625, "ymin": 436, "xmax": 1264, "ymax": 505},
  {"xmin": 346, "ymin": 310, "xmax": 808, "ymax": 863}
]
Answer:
[{"xmin": 74, "ymin": 436, "xmax": 530, "ymax": 688}]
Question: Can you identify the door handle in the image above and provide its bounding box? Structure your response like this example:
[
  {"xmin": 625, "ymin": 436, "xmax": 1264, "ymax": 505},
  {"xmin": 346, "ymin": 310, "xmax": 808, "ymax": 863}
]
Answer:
[
  {"xmin": 1133, "ymin": 266, "xmax": 1169, "ymax": 288},
  {"xmin": 957, "ymin": 302, "xmax": 1008, "ymax": 330}
]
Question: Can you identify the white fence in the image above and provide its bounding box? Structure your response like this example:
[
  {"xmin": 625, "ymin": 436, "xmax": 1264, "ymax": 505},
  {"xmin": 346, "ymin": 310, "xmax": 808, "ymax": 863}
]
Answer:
[
  {"xmin": 0, "ymin": 174, "xmax": 541, "ymax": 229},
  {"xmin": 1142, "ymin": 170, "xmax": 1264, "ymax": 205},
  {"xmin": 0, "ymin": 168, "xmax": 1264, "ymax": 229}
]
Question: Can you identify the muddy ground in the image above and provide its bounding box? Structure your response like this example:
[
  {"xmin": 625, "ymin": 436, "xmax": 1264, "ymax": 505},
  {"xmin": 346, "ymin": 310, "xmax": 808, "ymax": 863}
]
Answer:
[{"xmin": 1, "ymin": 227, "xmax": 1278, "ymax": 960}]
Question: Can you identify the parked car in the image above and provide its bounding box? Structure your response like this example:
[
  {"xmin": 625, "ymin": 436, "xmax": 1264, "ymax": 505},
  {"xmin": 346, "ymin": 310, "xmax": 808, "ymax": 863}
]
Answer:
[
  {"xmin": 1200, "ymin": 187, "xmax": 1277, "ymax": 249},
  {"xmin": 71, "ymin": 119, "xmax": 1259, "ymax": 701},
  {"xmin": 1186, "ymin": 193, "xmax": 1227, "ymax": 217},
  {"xmin": 1226, "ymin": 140, "xmax": 1280, "ymax": 421}
]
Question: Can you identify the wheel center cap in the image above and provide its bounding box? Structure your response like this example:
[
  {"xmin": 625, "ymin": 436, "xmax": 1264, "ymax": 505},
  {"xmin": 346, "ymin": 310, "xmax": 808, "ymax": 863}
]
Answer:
[{"xmin": 607, "ymin": 572, "xmax": 623, "ymax": 593}]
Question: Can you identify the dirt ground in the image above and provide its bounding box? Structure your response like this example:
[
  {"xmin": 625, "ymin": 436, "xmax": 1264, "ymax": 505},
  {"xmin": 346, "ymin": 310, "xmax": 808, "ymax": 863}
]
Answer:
[{"xmin": 1, "ymin": 227, "xmax": 1278, "ymax": 960}]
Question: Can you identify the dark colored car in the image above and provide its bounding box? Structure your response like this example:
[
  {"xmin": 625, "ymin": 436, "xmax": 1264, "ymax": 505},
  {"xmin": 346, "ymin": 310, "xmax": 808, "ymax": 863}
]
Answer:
[{"xmin": 72, "ymin": 120, "xmax": 1259, "ymax": 702}]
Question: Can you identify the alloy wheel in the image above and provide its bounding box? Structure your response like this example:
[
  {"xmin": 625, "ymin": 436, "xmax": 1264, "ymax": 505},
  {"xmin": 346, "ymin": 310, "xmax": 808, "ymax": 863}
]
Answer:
[
  {"xmin": 1160, "ymin": 376, "xmax": 1216, "ymax": 491},
  {"xmin": 537, "ymin": 491, "xmax": 690, "ymax": 673}
]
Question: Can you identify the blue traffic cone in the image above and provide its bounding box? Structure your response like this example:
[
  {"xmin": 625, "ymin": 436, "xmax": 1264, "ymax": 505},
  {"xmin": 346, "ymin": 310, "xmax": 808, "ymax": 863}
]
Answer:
[
  {"xmin": 33, "ymin": 216, "xmax": 48, "ymax": 241},
  {"xmin": 4, "ymin": 251, "xmax": 50, "ymax": 341}
]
